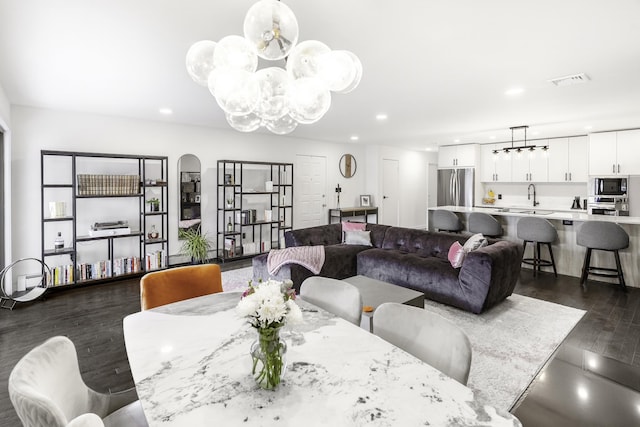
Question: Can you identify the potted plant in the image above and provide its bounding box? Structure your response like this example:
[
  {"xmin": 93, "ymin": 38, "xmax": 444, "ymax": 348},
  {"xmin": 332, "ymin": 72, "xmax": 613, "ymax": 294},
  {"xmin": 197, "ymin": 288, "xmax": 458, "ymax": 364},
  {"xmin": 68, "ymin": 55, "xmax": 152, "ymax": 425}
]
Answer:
[
  {"xmin": 179, "ymin": 226, "xmax": 212, "ymax": 264},
  {"xmin": 147, "ymin": 197, "xmax": 160, "ymax": 212}
]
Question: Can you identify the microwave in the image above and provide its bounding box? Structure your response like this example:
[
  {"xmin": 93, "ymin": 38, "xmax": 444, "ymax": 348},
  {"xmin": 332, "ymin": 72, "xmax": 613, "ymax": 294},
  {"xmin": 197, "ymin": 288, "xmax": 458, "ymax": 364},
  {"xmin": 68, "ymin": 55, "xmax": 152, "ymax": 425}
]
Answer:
[{"xmin": 591, "ymin": 177, "xmax": 627, "ymax": 196}]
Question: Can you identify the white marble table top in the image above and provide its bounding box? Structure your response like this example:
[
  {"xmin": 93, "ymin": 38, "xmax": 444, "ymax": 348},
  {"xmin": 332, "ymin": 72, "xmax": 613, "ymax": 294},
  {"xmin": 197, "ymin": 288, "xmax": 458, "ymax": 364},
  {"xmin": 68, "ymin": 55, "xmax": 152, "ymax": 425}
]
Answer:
[{"xmin": 123, "ymin": 292, "xmax": 521, "ymax": 426}]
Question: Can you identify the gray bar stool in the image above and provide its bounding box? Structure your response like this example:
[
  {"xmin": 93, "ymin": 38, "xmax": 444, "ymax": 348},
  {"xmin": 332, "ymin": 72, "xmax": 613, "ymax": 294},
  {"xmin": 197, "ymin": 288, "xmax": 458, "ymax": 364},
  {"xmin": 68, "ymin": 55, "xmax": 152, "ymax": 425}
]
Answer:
[
  {"xmin": 432, "ymin": 210, "xmax": 463, "ymax": 233},
  {"xmin": 576, "ymin": 221, "xmax": 629, "ymax": 291},
  {"xmin": 468, "ymin": 212, "xmax": 503, "ymax": 237},
  {"xmin": 516, "ymin": 217, "xmax": 558, "ymax": 277}
]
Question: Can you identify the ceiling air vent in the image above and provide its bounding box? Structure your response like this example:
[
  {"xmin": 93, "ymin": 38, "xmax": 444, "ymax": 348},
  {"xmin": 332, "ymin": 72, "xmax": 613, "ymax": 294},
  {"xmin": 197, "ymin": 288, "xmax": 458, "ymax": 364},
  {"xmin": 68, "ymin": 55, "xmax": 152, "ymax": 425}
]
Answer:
[{"xmin": 548, "ymin": 73, "xmax": 590, "ymax": 87}]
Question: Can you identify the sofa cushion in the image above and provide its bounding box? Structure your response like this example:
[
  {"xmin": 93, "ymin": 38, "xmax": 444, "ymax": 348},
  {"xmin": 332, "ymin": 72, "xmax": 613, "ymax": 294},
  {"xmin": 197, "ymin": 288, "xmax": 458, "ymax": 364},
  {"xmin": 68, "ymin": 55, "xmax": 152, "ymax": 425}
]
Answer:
[
  {"xmin": 285, "ymin": 223, "xmax": 342, "ymax": 247},
  {"xmin": 357, "ymin": 249, "xmax": 469, "ymax": 307},
  {"xmin": 381, "ymin": 227, "xmax": 464, "ymax": 260}
]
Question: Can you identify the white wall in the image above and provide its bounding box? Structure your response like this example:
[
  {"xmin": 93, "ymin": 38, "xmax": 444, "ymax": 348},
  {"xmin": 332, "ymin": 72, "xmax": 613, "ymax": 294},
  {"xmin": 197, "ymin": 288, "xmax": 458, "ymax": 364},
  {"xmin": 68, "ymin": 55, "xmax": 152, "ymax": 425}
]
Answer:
[
  {"xmin": 11, "ymin": 106, "xmax": 429, "ymax": 262},
  {"xmin": 365, "ymin": 145, "xmax": 434, "ymax": 229},
  {"xmin": 0, "ymin": 83, "xmax": 11, "ymax": 268}
]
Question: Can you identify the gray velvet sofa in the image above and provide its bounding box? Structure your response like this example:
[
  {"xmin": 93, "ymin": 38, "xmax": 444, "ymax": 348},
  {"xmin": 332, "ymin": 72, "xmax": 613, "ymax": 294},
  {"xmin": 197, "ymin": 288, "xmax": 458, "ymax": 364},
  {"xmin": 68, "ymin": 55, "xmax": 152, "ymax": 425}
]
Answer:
[{"xmin": 252, "ymin": 223, "xmax": 523, "ymax": 314}]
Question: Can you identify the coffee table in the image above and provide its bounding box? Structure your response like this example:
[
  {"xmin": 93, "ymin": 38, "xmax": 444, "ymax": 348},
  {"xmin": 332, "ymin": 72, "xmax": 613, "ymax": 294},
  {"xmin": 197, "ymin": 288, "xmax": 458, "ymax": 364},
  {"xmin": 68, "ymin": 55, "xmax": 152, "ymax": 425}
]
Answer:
[{"xmin": 342, "ymin": 275, "xmax": 424, "ymax": 332}]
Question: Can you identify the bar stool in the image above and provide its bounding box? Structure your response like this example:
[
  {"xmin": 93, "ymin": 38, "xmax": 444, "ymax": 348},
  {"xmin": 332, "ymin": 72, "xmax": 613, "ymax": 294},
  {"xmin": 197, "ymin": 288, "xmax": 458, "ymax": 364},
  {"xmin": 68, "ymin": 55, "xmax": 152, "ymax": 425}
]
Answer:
[
  {"xmin": 516, "ymin": 217, "xmax": 558, "ymax": 277},
  {"xmin": 432, "ymin": 210, "xmax": 463, "ymax": 233},
  {"xmin": 468, "ymin": 212, "xmax": 503, "ymax": 237},
  {"xmin": 576, "ymin": 221, "xmax": 629, "ymax": 291}
]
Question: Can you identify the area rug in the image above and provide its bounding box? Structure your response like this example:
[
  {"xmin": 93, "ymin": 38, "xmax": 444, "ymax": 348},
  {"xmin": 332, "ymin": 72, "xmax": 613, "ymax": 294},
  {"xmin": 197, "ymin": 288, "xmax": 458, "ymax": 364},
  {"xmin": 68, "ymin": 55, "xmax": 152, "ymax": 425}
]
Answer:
[
  {"xmin": 221, "ymin": 268, "xmax": 585, "ymax": 412},
  {"xmin": 424, "ymin": 294, "xmax": 585, "ymax": 412}
]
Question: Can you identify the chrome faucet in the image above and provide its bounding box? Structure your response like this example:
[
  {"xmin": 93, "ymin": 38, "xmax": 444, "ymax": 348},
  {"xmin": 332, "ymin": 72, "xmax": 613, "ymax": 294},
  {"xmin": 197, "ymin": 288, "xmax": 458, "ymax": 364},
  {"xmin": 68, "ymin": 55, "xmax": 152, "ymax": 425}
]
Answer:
[{"xmin": 527, "ymin": 183, "xmax": 539, "ymax": 207}]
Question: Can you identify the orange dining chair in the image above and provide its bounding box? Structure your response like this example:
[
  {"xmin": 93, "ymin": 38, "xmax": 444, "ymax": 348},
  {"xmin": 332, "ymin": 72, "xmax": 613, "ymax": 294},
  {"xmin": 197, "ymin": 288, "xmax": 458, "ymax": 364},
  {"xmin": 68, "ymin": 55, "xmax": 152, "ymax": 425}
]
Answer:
[{"xmin": 140, "ymin": 264, "xmax": 223, "ymax": 310}]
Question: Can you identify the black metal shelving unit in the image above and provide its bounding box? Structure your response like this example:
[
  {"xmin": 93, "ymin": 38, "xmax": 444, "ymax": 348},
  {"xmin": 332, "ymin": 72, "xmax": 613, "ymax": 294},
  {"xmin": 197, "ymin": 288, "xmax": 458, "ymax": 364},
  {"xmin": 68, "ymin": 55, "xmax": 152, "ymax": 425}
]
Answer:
[
  {"xmin": 40, "ymin": 150, "xmax": 169, "ymax": 288},
  {"xmin": 217, "ymin": 160, "xmax": 293, "ymax": 262}
]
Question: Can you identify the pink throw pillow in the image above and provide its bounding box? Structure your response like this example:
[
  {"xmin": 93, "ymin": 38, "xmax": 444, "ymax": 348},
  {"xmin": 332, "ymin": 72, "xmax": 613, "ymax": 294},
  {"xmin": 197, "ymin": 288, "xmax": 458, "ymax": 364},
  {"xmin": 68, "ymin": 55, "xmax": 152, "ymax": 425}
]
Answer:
[
  {"xmin": 448, "ymin": 241, "xmax": 466, "ymax": 268},
  {"xmin": 342, "ymin": 221, "xmax": 366, "ymax": 232},
  {"xmin": 342, "ymin": 221, "xmax": 366, "ymax": 243}
]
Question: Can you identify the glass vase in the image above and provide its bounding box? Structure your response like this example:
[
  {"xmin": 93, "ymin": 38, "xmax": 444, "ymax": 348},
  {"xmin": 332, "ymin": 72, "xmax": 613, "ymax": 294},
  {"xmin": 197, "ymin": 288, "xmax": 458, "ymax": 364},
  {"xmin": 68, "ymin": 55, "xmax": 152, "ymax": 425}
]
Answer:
[{"xmin": 250, "ymin": 326, "xmax": 287, "ymax": 390}]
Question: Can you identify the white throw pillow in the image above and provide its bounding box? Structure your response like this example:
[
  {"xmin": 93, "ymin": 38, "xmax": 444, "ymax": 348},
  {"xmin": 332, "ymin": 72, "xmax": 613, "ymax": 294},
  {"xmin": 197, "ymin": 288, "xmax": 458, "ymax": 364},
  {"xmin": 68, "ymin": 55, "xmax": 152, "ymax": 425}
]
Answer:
[
  {"xmin": 344, "ymin": 230, "xmax": 373, "ymax": 246},
  {"xmin": 463, "ymin": 233, "xmax": 488, "ymax": 252}
]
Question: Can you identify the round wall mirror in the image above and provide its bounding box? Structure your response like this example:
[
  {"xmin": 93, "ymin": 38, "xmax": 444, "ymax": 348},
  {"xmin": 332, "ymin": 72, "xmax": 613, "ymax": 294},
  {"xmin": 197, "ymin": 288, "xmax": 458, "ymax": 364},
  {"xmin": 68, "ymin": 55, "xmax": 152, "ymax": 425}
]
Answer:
[
  {"xmin": 178, "ymin": 154, "xmax": 201, "ymax": 238},
  {"xmin": 339, "ymin": 154, "xmax": 357, "ymax": 178}
]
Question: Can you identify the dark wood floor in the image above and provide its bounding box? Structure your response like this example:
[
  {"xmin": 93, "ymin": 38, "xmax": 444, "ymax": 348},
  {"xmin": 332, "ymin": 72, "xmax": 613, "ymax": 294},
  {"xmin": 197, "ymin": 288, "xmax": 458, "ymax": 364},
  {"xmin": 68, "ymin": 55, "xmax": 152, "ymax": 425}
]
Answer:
[{"xmin": 1, "ymin": 265, "xmax": 639, "ymax": 426}]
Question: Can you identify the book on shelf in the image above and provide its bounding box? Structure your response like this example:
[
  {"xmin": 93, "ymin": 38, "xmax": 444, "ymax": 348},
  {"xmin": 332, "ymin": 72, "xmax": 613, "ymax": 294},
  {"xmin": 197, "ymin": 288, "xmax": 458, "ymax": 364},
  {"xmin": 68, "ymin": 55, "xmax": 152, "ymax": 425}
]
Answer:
[
  {"xmin": 47, "ymin": 264, "xmax": 75, "ymax": 286},
  {"xmin": 145, "ymin": 249, "xmax": 167, "ymax": 271}
]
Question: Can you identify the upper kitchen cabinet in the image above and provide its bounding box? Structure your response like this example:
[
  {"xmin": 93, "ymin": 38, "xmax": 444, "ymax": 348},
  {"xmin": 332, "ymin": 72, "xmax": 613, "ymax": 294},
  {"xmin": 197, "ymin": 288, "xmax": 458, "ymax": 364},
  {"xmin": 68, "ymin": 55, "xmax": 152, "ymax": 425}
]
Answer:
[
  {"xmin": 589, "ymin": 130, "xmax": 640, "ymax": 176},
  {"xmin": 438, "ymin": 144, "xmax": 479, "ymax": 168},
  {"xmin": 510, "ymin": 141, "xmax": 548, "ymax": 182},
  {"xmin": 480, "ymin": 142, "xmax": 512, "ymax": 182},
  {"xmin": 547, "ymin": 136, "xmax": 588, "ymax": 182}
]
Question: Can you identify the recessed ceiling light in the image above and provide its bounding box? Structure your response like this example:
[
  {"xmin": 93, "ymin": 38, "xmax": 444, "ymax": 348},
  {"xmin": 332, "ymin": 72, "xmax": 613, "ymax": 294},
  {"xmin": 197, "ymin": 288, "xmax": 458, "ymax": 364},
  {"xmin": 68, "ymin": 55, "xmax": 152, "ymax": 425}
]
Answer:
[
  {"xmin": 584, "ymin": 125, "xmax": 593, "ymax": 130},
  {"xmin": 350, "ymin": 135, "xmax": 359, "ymax": 141},
  {"xmin": 375, "ymin": 113, "xmax": 388, "ymax": 121},
  {"xmin": 532, "ymin": 131, "xmax": 540, "ymax": 136},
  {"xmin": 159, "ymin": 108, "xmax": 173, "ymax": 115},
  {"xmin": 505, "ymin": 87, "xmax": 524, "ymax": 96},
  {"xmin": 489, "ymin": 135, "xmax": 496, "ymax": 140},
  {"xmin": 454, "ymin": 139, "xmax": 460, "ymax": 143},
  {"xmin": 577, "ymin": 386, "xmax": 588, "ymax": 401}
]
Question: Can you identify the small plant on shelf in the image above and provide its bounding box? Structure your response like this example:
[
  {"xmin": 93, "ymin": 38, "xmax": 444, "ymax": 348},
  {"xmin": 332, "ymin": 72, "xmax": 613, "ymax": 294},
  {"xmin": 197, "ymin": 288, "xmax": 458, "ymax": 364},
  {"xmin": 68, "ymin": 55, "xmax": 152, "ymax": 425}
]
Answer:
[
  {"xmin": 147, "ymin": 197, "xmax": 160, "ymax": 212},
  {"xmin": 179, "ymin": 226, "xmax": 212, "ymax": 264}
]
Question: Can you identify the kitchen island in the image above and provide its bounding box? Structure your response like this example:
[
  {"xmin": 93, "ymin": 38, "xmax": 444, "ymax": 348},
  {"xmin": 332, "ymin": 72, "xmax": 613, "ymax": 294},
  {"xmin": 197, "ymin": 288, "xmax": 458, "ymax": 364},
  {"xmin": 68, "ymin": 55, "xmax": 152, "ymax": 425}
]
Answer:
[{"xmin": 428, "ymin": 206, "xmax": 640, "ymax": 289}]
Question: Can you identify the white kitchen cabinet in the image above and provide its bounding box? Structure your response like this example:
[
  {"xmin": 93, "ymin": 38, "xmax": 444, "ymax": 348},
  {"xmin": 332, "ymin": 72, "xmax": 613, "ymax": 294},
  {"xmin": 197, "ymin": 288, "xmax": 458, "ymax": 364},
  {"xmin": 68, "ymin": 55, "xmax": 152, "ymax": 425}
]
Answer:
[
  {"xmin": 548, "ymin": 136, "xmax": 588, "ymax": 182},
  {"xmin": 617, "ymin": 130, "xmax": 640, "ymax": 174},
  {"xmin": 589, "ymin": 130, "xmax": 640, "ymax": 175},
  {"xmin": 511, "ymin": 140, "xmax": 548, "ymax": 182},
  {"xmin": 438, "ymin": 144, "xmax": 478, "ymax": 168},
  {"xmin": 480, "ymin": 142, "xmax": 512, "ymax": 182}
]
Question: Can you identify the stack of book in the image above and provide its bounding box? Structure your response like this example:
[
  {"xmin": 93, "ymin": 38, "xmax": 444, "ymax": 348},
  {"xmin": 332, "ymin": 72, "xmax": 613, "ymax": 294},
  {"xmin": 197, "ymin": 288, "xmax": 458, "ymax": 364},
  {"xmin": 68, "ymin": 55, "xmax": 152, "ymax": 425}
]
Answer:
[{"xmin": 77, "ymin": 174, "xmax": 140, "ymax": 196}]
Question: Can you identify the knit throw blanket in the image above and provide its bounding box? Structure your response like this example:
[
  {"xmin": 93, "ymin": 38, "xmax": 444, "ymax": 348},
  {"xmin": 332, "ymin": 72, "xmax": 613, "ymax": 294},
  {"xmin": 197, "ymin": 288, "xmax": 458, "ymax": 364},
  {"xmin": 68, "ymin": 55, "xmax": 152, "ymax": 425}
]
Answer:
[{"xmin": 267, "ymin": 246, "xmax": 326, "ymax": 275}]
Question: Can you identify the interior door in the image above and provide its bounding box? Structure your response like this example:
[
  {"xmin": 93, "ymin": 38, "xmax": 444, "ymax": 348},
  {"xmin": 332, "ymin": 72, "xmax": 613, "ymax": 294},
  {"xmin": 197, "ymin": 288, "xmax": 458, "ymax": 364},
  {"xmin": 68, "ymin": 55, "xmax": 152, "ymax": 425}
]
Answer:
[
  {"xmin": 295, "ymin": 155, "xmax": 326, "ymax": 229},
  {"xmin": 382, "ymin": 159, "xmax": 399, "ymax": 225}
]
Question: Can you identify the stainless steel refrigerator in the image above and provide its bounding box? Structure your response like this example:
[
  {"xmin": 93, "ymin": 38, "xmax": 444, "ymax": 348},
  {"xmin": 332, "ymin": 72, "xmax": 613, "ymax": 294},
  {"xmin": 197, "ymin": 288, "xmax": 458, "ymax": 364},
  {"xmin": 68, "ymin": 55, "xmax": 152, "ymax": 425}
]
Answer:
[{"xmin": 437, "ymin": 168, "xmax": 474, "ymax": 207}]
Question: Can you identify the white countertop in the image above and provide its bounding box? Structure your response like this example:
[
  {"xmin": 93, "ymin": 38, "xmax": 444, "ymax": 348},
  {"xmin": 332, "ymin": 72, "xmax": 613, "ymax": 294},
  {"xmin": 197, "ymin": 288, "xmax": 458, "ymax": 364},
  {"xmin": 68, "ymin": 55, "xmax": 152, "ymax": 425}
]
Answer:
[
  {"xmin": 123, "ymin": 292, "xmax": 521, "ymax": 426},
  {"xmin": 430, "ymin": 205, "xmax": 640, "ymax": 225}
]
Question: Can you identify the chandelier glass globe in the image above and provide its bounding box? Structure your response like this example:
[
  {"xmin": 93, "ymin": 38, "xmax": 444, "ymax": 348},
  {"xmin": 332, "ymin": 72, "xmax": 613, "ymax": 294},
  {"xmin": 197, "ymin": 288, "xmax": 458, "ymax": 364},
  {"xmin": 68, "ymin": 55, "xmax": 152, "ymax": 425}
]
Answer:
[
  {"xmin": 243, "ymin": 0, "xmax": 299, "ymax": 61},
  {"xmin": 226, "ymin": 112, "xmax": 262, "ymax": 132},
  {"xmin": 254, "ymin": 67, "xmax": 290, "ymax": 120},
  {"xmin": 186, "ymin": 0, "xmax": 361, "ymax": 134},
  {"xmin": 185, "ymin": 40, "xmax": 217, "ymax": 87},
  {"xmin": 288, "ymin": 77, "xmax": 331, "ymax": 124},
  {"xmin": 285, "ymin": 40, "xmax": 331, "ymax": 80},
  {"xmin": 265, "ymin": 114, "xmax": 298, "ymax": 135},
  {"xmin": 213, "ymin": 35, "xmax": 258, "ymax": 72}
]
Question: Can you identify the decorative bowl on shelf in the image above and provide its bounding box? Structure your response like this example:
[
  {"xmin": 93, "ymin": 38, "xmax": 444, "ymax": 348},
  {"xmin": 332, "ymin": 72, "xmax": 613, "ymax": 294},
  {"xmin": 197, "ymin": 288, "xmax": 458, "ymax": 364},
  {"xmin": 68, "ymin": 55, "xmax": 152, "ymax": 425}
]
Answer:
[{"xmin": 482, "ymin": 198, "xmax": 496, "ymax": 205}]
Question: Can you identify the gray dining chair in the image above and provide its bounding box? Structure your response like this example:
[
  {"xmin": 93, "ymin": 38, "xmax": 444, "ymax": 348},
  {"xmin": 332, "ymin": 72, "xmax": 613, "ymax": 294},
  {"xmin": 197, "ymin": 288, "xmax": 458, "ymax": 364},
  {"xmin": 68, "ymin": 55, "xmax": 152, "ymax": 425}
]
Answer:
[
  {"xmin": 577, "ymin": 220, "xmax": 629, "ymax": 291},
  {"xmin": 432, "ymin": 209, "xmax": 463, "ymax": 233},
  {"xmin": 468, "ymin": 212, "xmax": 503, "ymax": 237},
  {"xmin": 373, "ymin": 303, "xmax": 472, "ymax": 385},
  {"xmin": 300, "ymin": 276, "xmax": 363, "ymax": 326},
  {"xmin": 8, "ymin": 336, "xmax": 148, "ymax": 427}
]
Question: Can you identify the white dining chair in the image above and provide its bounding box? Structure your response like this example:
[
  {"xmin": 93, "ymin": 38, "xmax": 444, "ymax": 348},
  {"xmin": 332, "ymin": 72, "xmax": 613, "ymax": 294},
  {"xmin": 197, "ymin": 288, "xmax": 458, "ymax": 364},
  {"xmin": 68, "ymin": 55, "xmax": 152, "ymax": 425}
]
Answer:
[
  {"xmin": 8, "ymin": 336, "xmax": 148, "ymax": 427},
  {"xmin": 373, "ymin": 303, "xmax": 472, "ymax": 385},
  {"xmin": 300, "ymin": 276, "xmax": 363, "ymax": 326}
]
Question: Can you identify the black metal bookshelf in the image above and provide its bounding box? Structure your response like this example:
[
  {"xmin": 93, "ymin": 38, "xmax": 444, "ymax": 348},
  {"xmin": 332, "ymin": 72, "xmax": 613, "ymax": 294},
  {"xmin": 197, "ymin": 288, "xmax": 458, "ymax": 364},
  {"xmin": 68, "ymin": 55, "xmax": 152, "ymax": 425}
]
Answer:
[
  {"xmin": 217, "ymin": 160, "xmax": 293, "ymax": 262},
  {"xmin": 40, "ymin": 150, "xmax": 169, "ymax": 288}
]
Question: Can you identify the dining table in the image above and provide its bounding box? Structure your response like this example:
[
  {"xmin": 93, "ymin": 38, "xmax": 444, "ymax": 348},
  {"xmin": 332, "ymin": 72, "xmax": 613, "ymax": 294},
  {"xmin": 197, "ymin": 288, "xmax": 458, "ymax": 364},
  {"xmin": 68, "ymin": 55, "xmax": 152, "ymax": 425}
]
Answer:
[{"xmin": 123, "ymin": 291, "xmax": 522, "ymax": 426}]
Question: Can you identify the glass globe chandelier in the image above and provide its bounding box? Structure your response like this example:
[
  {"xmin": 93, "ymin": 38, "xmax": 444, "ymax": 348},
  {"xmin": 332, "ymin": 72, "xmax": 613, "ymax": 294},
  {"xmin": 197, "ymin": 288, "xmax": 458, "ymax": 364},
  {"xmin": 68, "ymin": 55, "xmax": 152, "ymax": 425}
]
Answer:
[{"xmin": 185, "ymin": 0, "xmax": 362, "ymax": 134}]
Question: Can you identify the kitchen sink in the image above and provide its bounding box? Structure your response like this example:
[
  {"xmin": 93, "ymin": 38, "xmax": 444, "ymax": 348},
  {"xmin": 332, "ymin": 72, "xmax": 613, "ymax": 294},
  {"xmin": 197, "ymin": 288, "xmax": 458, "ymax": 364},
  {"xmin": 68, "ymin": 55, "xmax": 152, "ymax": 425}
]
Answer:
[{"xmin": 510, "ymin": 209, "xmax": 554, "ymax": 215}]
